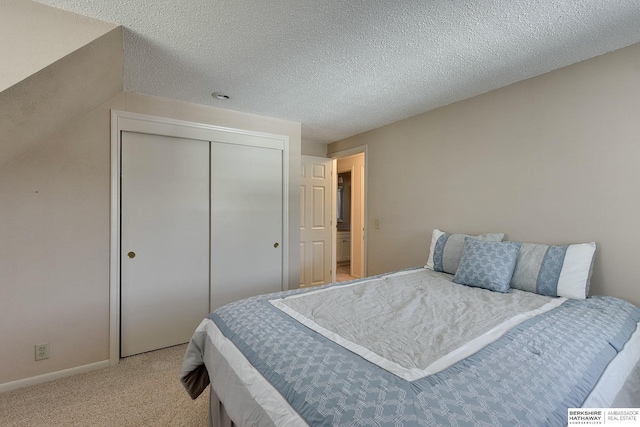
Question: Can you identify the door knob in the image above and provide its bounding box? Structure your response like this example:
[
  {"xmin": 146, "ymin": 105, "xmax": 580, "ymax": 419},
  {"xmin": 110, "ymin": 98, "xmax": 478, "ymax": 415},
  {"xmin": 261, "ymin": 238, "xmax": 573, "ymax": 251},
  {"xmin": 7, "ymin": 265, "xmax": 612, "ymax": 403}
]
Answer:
[
  {"xmin": 273, "ymin": 242, "xmax": 279, "ymax": 248},
  {"xmin": 127, "ymin": 251, "xmax": 136, "ymax": 259}
]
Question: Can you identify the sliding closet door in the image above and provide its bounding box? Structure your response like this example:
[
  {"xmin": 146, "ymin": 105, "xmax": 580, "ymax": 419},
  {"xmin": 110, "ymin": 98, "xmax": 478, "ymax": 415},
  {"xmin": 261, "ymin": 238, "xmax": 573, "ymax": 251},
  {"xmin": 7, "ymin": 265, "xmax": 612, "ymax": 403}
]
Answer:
[
  {"xmin": 210, "ymin": 142, "xmax": 283, "ymax": 311},
  {"xmin": 121, "ymin": 132, "xmax": 210, "ymax": 357}
]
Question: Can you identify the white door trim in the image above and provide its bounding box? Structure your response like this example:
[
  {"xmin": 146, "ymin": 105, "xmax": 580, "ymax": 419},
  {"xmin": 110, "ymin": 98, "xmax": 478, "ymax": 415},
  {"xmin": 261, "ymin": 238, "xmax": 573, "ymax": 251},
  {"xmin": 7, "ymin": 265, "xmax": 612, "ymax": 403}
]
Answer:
[
  {"xmin": 328, "ymin": 145, "xmax": 368, "ymax": 278},
  {"xmin": 110, "ymin": 110, "xmax": 289, "ymax": 365}
]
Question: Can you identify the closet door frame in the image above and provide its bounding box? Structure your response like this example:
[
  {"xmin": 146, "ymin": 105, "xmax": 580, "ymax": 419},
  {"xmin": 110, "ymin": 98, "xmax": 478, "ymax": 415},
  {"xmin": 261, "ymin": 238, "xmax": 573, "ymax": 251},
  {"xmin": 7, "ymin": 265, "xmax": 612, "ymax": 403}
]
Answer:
[{"xmin": 109, "ymin": 110, "xmax": 289, "ymax": 366}]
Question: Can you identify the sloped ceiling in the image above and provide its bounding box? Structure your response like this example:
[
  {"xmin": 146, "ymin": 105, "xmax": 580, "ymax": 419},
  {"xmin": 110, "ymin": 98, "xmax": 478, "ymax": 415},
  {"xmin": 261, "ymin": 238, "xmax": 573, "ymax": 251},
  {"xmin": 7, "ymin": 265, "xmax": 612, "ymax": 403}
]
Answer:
[
  {"xmin": 35, "ymin": 0, "xmax": 640, "ymax": 144},
  {"xmin": 0, "ymin": 0, "xmax": 116, "ymax": 92},
  {"xmin": 0, "ymin": 1, "xmax": 122, "ymax": 169}
]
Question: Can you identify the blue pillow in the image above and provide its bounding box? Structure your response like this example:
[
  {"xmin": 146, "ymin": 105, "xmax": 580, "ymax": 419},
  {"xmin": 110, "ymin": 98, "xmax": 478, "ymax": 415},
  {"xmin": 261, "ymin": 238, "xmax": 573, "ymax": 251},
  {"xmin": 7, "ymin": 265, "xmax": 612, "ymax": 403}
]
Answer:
[
  {"xmin": 453, "ymin": 238, "xmax": 522, "ymax": 293},
  {"xmin": 425, "ymin": 229, "xmax": 505, "ymax": 274}
]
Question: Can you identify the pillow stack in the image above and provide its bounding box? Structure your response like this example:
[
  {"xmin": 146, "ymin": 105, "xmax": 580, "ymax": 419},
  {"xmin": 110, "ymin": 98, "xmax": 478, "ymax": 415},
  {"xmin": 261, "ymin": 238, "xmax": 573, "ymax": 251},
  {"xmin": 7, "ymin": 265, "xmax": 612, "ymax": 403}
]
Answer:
[{"xmin": 426, "ymin": 228, "xmax": 596, "ymax": 299}]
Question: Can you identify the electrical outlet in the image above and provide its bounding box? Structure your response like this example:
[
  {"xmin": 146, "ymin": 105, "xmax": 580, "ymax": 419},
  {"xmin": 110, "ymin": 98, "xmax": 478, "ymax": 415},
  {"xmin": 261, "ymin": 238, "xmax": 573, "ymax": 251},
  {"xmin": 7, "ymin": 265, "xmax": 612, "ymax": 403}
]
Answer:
[{"xmin": 35, "ymin": 343, "xmax": 49, "ymax": 361}]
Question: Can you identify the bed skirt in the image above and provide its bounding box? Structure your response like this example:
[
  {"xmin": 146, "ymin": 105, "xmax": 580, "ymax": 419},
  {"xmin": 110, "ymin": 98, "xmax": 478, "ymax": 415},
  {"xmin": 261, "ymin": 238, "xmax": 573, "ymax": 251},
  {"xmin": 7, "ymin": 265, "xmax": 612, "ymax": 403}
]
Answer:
[
  {"xmin": 209, "ymin": 387, "xmax": 235, "ymax": 427},
  {"xmin": 612, "ymin": 358, "xmax": 640, "ymax": 407}
]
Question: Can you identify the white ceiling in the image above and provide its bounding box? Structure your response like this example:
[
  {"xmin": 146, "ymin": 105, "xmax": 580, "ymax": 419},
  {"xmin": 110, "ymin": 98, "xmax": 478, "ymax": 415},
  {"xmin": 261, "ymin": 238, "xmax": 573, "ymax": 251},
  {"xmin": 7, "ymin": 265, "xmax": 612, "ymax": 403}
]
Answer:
[{"xmin": 36, "ymin": 0, "xmax": 640, "ymax": 144}]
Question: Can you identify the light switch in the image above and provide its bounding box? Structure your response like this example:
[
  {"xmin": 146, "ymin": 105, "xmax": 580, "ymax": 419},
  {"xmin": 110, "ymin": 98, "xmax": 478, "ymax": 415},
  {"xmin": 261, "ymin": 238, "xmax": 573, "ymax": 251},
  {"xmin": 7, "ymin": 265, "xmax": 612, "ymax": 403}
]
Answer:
[{"xmin": 374, "ymin": 218, "xmax": 380, "ymax": 229}]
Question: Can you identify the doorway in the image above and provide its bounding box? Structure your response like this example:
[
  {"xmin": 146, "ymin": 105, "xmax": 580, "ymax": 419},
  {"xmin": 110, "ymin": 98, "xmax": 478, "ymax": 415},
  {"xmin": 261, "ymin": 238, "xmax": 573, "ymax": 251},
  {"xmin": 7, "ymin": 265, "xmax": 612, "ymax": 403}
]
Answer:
[
  {"xmin": 331, "ymin": 148, "xmax": 366, "ymax": 282},
  {"xmin": 336, "ymin": 171, "xmax": 352, "ymax": 281}
]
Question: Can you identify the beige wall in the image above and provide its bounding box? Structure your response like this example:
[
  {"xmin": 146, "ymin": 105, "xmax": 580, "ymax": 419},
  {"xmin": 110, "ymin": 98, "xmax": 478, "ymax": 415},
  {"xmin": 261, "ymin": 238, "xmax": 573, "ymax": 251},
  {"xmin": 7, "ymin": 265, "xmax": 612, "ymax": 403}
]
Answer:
[
  {"xmin": 1, "ymin": 88, "xmax": 301, "ymax": 386},
  {"xmin": 1, "ymin": 22, "xmax": 123, "ymax": 387},
  {"xmin": 329, "ymin": 42, "xmax": 640, "ymax": 307},
  {"xmin": 301, "ymin": 140, "xmax": 328, "ymax": 157},
  {"xmin": 0, "ymin": 26, "xmax": 123, "ymax": 169},
  {"xmin": 1, "ymin": 40, "xmax": 301, "ymax": 388},
  {"xmin": 0, "ymin": 0, "xmax": 116, "ymax": 92}
]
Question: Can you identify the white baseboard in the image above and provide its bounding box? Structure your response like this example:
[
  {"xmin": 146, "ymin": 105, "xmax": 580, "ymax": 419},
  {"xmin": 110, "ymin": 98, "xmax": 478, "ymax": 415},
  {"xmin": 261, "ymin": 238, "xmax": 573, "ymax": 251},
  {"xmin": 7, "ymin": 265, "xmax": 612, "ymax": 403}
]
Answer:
[{"xmin": 0, "ymin": 360, "xmax": 110, "ymax": 393}]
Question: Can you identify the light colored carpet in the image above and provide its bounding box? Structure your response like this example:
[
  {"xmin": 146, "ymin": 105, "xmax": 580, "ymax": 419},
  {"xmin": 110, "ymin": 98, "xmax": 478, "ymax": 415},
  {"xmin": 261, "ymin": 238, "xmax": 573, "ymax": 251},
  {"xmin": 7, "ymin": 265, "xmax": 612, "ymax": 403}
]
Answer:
[
  {"xmin": 336, "ymin": 264, "xmax": 355, "ymax": 282},
  {"xmin": 0, "ymin": 344, "xmax": 209, "ymax": 426}
]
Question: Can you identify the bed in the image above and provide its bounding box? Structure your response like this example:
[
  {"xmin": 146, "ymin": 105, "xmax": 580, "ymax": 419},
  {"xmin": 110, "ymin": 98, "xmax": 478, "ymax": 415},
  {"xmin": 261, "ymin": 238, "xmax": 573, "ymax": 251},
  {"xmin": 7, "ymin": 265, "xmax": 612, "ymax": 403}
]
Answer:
[{"xmin": 181, "ymin": 231, "xmax": 640, "ymax": 426}]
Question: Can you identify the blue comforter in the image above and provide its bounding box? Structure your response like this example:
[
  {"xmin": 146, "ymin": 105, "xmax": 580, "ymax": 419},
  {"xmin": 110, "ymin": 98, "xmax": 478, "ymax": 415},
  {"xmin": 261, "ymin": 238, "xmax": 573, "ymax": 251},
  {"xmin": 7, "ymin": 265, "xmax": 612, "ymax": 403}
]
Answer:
[{"xmin": 203, "ymin": 278, "xmax": 639, "ymax": 426}]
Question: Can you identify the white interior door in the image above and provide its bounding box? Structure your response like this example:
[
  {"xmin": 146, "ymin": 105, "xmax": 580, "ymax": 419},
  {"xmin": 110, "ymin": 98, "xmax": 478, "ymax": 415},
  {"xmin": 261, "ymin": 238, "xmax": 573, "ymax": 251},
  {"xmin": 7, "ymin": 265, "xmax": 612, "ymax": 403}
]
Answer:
[
  {"xmin": 210, "ymin": 142, "xmax": 283, "ymax": 311},
  {"xmin": 121, "ymin": 132, "xmax": 210, "ymax": 357},
  {"xmin": 300, "ymin": 156, "xmax": 334, "ymax": 287}
]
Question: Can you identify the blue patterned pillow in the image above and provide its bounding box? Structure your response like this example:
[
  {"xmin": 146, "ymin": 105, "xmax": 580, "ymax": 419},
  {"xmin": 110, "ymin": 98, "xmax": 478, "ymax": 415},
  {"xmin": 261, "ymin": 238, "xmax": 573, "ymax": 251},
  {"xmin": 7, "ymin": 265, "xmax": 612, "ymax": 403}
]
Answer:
[
  {"xmin": 425, "ymin": 229, "xmax": 505, "ymax": 274},
  {"xmin": 453, "ymin": 238, "xmax": 522, "ymax": 293}
]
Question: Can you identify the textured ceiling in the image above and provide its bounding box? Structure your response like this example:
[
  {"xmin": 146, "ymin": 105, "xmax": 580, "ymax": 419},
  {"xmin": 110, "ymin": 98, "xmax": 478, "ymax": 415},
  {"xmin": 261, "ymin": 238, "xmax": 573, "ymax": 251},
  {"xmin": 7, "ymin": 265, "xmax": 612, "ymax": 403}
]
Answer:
[{"xmin": 35, "ymin": 0, "xmax": 640, "ymax": 144}]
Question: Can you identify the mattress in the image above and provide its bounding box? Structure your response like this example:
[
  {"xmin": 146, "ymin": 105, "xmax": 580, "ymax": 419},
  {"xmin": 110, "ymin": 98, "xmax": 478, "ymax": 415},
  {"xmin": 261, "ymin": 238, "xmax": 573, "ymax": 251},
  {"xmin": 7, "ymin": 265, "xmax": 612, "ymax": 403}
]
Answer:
[{"xmin": 182, "ymin": 268, "xmax": 640, "ymax": 426}]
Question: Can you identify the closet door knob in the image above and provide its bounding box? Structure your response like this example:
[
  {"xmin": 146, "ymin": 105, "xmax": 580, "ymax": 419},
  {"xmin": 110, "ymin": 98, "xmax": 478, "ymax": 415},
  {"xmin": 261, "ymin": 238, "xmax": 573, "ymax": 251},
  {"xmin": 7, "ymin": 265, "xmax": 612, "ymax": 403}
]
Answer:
[
  {"xmin": 273, "ymin": 242, "xmax": 279, "ymax": 248},
  {"xmin": 127, "ymin": 251, "xmax": 136, "ymax": 259}
]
